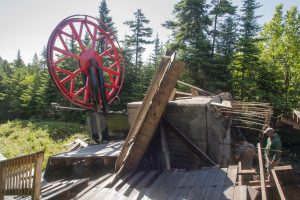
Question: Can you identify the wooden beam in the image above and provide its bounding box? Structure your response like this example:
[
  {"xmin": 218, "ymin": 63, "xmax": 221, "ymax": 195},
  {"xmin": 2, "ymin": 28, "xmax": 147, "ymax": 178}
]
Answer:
[
  {"xmin": 163, "ymin": 118, "xmax": 216, "ymax": 166},
  {"xmin": 160, "ymin": 124, "xmax": 171, "ymax": 170},
  {"xmin": 257, "ymin": 143, "xmax": 267, "ymax": 200},
  {"xmin": 177, "ymin": 80, "xmax": 213, "ymax": 95},
  {"xmin": 115, "ymin": 55, "xmax": 185, "ymax": 176},
  {"xmin": 115, "ymin": 56, "xmax": 171, "ymax": 170},
  {"xmin": 274, "ymin": 165, "xmax": 293, "ymax": 171},
  {"xmin": 271, "ymin": 169, "xmax": 286, "ymax": 200}
]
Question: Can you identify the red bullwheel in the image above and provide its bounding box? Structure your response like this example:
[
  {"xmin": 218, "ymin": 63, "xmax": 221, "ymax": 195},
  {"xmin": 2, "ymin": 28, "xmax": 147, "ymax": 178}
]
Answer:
[{"xmin": 47, "ymin": 15, "xmax": 124, "ymax": 110}]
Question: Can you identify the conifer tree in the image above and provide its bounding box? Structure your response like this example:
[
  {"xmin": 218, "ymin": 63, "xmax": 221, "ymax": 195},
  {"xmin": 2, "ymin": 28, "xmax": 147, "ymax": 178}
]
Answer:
[
  {"xmin": 164, "ymin": 0, "xmax": 211, "ymax": 89},
  {"xmin": 124, "ymin": 9, "xmax": 153, "ymax": 69},
  {"xmin": 14, "ymin": 50, "xmax": 25, "ymax": 68},
  {"xmin": 231, "ymin": 0, "xmax": 262, "ymax": 100},
  {"xmin": 99, "ymin": 0, "xmax": 117, "ymax": 36}
]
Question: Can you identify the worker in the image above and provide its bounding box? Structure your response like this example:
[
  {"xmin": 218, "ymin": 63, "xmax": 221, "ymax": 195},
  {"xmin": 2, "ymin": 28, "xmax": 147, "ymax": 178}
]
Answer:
[
  {"xmin": 263, "ymin": 127, "xmax": 282, "ymax": 167},
  {"xmin": 235, "ymin": 135, "xmax": 256, "ymax": 170}
]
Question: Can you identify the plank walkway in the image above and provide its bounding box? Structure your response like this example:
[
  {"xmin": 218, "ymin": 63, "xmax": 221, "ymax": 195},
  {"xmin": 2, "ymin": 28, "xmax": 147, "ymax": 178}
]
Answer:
[{"xmin": 79, "ymin": 165, "xmax": 246, "ymax": 200}]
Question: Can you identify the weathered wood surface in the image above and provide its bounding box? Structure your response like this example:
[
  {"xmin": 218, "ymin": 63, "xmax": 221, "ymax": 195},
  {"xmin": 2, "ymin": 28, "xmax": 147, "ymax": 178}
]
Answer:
[
  {"xmin": 116, "ymin": 56, "xmax": 172, "ymax": 170},
  {"xmin": 115, "ymin": 55, "xmax": 185, "ymax": 176},
  {"xmin": 0, "ymin": 151, "xmax": 44, "ymax": 200},
  {"xmin": 164, "ymin": 118, "xmax": 216, "ymax": 166},
  {"xmin": 257, "ymin": 143, "xmax": 267, "ymax": 200},
  {"xmin": 77, "ymin": 166, "xmax": 245, "ymax": 200},
  {"xmin": 51, "ymin": 141, "xmax": 124, "ymax": 159}
]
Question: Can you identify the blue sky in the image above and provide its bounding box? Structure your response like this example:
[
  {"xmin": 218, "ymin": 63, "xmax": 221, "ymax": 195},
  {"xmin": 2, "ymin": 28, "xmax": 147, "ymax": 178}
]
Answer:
[{"xmin": 0, "ymin": 0, "xmax": 299, "ymax": 64}]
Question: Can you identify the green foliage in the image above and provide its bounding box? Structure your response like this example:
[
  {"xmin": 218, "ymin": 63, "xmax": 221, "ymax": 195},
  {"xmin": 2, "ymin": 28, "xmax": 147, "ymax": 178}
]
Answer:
[
  {"xmin": 124, "ymin": 9, "xmax": 153, "ymax": 68},
  {"xmin": 230, "ymin": 0, "xmax": 262, "ymax": 100},
  {"xmin": 259, "ymin": 4, "xmax": 300, "ymax": 114},
  {"xmin": 0, "ymin": 120, "xmax": 87, "ymax": 168}
]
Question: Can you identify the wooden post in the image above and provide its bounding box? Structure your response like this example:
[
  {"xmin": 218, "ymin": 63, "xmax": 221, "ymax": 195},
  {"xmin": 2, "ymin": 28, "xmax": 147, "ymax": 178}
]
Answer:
[
  {"xmin": 0, "ymin": 162, "xmax": 4, "ymax": 200},
  {"xmin": 160, "ymin": 123, "xmax": 171, "ymax": 170},
  {"xmin": 32, "ymin": 153, "xmax": 43, "ymax": 200},
  {"xmin": 257, "ymin": 143, "xmax": 267, "ymax": 200}
]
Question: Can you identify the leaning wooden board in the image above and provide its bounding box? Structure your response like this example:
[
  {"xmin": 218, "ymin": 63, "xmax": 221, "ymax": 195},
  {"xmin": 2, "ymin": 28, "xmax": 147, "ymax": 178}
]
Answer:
[{"xmin": 115, "ymin": 55, "xmax": 185, "ymax": 176}]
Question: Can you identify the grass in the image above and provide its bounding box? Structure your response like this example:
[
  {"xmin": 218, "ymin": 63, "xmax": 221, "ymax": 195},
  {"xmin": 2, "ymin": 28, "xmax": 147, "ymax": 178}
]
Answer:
[{"xmin": 0, "ymin": 119, "xmax": 88, "ymax": 168}]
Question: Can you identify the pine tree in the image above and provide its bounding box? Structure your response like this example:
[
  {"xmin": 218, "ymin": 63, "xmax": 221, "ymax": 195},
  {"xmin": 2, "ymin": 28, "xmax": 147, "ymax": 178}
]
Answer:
[
  {"xmin": 210, "ymin": 0, "xmax": 237, "ymax": 60},
  {"xmin": 14, "ymin": 50, "xmax": 25, "ymax": 68},
  {"xmin": 124, "ymin": 9, "xmax": 153, "ymax": 69},
  {"xmin": 150, "ymin": 34, "xmax": 164, "ymax": 67},
  {"xmin": 164, "ymin": 0, "xmax": 211, "ymax": 89},
  {"xmin": 231, "ymin": 0, "xmax": 262, "ymax": 100},
  {"xmin": 99, "ymin": 0, "xmax": 117, "ymax": 36}
]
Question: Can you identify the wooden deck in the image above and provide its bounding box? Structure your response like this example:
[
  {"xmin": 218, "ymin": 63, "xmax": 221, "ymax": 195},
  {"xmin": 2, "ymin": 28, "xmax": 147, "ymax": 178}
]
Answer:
[
  {"xmin": 44, "ymin": 141, "xmax": 124, "ymax": 179},
  {"xmin": 51, "ymin": 140, "xmax": 124, "ymax": 159},
  {"xmin": 78, "ymin": 165, "xmax": 246, "ymax": 200}
]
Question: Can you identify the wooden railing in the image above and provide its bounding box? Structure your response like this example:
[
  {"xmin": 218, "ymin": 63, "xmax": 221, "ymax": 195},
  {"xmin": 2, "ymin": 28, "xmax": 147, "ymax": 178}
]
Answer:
[{"xmin": 0, "ymin": 151, "xmax": 44, "ymax": 200}]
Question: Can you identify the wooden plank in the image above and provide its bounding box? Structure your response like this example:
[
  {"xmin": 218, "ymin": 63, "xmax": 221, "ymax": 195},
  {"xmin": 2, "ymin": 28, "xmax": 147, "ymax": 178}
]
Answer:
[
  {"xmin": 207, "ymin": 168, "xmax": 228, "ymax": 200},
  {"xmin": 257, "ymin": 143, "xmax": 267, "ymax": 200},
  {"xmin": 222, "ymin": 165, "xmax": 238, "ymax": 200},
  {"xmin": 274, "ymin": 165, "xmax": 293, "ymax": 171},
  {"xmin": 116, "ymin": 57, "xmax": 185, "ymax": 176},
  {"xmin": 42, "ymin": 178, "xmax": 89, "ymax": 200},
  {"xmin": 126, "ymin": 170, "xmax": 158, "ymax": 200},
  {"xmin": 271, "ymin": 169, "xmax": 286, "ymax": 200},
  {"xmin": 74, "ymin": 173, "xmax": 112, "ymax": 199},
  {"xmin": 141, "ymin": 170, "xmax": 174, "ymax": 200},
  {"xmin": 187, "ymin": 168, "xmax": 210, "ymax": 200},
  {"xmin": 113, "ymin": 171, "xmax": 146, "ymax": 199},
  {"xmin": 115, "ymin": 56, "xmax": 172, "ymax": 170},
  {"xmin": 80, "ymin": 175, "xmax": 116, "ymax": 200},
  {"xmin": 163, "ymin": 118, "xmax": 216, "ymax": 166},
  {"xmin": 233, "ymin": 185, "xmax": 247, "ymax": 200}
]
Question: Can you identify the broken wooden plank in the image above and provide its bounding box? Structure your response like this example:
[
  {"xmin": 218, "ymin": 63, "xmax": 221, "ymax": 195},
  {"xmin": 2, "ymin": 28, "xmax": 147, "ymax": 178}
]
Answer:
[
  {"xmin": 116, "ymin": 56, "xmax": 185, "ymax": 176},
  {"xmin": 115, "ymin": 56, "xmax": 172, "ymax": 171},
  {"xmin": 257, "ymin": 143, "xmax": 267, "ymax": 200},
  {"xmin": 163, "ymin": 118, "xmax": 216, "ymax": 166},
  {"xmin": 271, "ymin": 169, "xmax": 286, "ymax": 200}
]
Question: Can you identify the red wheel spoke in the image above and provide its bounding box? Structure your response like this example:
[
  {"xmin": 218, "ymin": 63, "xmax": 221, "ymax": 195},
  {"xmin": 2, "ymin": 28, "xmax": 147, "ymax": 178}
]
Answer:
[
  {"xmin": 55, "ymin": 67, "xmax": 72, "ymax": 75},
  {"xmin": 101, "ymin": 67, "xmax": 120, "ymax": 76},
  {"xmin": 70, "ymin": 78, "xmax": 75, "ymax": 96},
  {"xmin": 59, "ymin": 29, "xmax": 76, "ymax": 40},
  {"xmin": 91, "ymin": 26, "xmax": 98, "ymax": 50},
  {"xmin": 53, "ymin": 56, "xmax": 67, "ymax": 66},
  {"xmin": 69, "ymin": 23, "xmax": 86, "ymax": 51},
  {"xmin": 53, "ymin": 47, "xmax": 80, "ymax": 60},
  {"xmin": 58, "ymin": 34, "xmax": 69, "ymax": 52},
  {"xmin": 60, "ymin": 75, "xmax": 72, "ymax": 85}
]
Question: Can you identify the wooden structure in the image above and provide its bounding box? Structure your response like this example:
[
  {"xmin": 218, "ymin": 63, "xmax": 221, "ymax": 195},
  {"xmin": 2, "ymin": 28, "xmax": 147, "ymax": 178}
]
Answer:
[
  {"xmin": 44, "ymin": 141, "xmax": 123, "ymax": 179},
  {"xmin": 127, "ymin": 96, "xmax": 232, "ymax": 169},
  {"xmin": 115, "ymin": 55, "xmax": 185, "ymax": 176},
  {"xmin": 0, "ymin": 151, "xmax": 44, "ymax": 200},
  {"xmin": 279, "ymin": 110, "xmax": 300, "ymax": 130},
  {"xmin": 78, "ymin": 165, "xmax": 247, "ymax": 200},
  {"xmin": 216, "ymin": 101, "xmax": 273, "ymax": 132}
]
